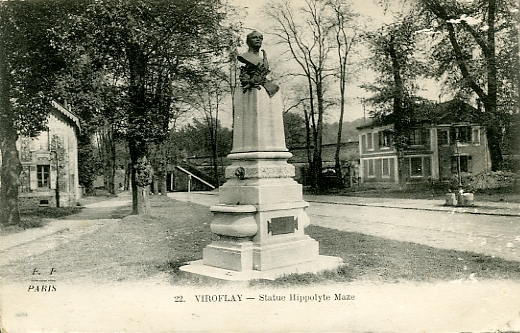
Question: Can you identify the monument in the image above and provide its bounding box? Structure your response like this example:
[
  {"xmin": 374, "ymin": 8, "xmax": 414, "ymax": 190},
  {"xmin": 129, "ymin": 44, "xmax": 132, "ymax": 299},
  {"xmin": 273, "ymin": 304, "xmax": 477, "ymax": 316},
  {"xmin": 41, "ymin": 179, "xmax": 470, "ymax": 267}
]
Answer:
[{"xmin": 180, "ymin": 31, "xmax": 343, "ymax": 280}]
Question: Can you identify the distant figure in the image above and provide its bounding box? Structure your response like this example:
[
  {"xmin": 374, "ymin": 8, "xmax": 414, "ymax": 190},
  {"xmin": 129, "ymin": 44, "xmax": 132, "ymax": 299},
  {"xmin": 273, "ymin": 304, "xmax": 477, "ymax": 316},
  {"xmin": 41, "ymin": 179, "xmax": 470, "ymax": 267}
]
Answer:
[{"xmin": 238, "ymin": 31, "xmax": 279, "ymax": 97}]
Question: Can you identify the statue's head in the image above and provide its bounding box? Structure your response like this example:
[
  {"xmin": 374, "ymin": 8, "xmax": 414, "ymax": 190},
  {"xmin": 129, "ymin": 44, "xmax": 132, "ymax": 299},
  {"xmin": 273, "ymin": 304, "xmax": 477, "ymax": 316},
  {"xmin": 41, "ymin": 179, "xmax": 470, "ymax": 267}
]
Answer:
[{"xmin": 246, "ymin": 31, "xmax": 263, "ymax": 49}]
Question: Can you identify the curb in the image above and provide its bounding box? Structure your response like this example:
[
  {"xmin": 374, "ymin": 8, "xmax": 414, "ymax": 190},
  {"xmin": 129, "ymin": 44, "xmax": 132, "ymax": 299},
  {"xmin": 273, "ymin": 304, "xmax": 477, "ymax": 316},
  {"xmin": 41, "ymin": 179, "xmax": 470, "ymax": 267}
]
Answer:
[
  {"xmin": 306, "ymin": 200, "xmax": 520, "ymax": 217},
  {"xmin": 173, "ymin": 191, "xmax": 520, "ymax": 217}
]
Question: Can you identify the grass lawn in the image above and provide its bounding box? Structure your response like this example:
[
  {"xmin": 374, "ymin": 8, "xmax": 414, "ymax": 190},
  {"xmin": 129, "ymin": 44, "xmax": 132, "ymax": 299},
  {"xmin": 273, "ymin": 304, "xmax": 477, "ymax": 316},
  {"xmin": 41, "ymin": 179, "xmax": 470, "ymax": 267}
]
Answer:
[
  {"xmin": 5, "ymin": 195, "xmax": 519, "ymax": 287},
  {"xmin": 252, "ymin": 225, "xmax": 520, "ymax": 287}
]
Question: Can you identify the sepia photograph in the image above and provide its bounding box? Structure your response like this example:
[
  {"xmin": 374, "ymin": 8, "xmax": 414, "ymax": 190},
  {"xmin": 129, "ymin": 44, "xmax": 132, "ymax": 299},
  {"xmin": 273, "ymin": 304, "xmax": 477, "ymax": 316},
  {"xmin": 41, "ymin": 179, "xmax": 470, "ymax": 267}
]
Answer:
[{"xmin": 1, "ymin": 0, "xmax": 519, "ymax": 331}]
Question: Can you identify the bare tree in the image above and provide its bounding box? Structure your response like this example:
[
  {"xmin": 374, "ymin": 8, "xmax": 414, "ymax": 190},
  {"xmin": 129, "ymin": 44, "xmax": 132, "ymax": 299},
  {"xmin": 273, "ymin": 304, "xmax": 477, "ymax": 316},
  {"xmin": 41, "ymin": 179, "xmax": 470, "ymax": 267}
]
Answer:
[
  {"xmin": 187, "ymin": 66, "xmax": 229, "ymax": 186},
  {"xmin": 265, "ymin": 0, "xmax": 336, "ymax": 189},
  {"xmin": 327, "ymin": 0, "xmax": 358, "ymax": 184}
]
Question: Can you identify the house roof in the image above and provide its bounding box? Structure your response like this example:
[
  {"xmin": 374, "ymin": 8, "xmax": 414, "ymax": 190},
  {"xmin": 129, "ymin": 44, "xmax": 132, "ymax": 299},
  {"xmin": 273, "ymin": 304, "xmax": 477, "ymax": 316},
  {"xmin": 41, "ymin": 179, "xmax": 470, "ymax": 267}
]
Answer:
[
  {"xmin": 51, "ymin": 100, "xmax": 81, "ymax": 131},
  {"xmin": 357, "ymin": 99, "xmax": 484, "ymax": 130},
  {"xmin": 427, "ymin": 99, "xmax": 483, "ymax": 124}
]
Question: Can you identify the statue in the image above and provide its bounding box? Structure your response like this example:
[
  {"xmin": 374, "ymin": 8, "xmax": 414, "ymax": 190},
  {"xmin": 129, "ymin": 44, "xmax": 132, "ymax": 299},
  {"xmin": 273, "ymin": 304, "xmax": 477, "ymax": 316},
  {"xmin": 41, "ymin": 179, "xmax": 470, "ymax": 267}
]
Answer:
[{"xmin": 238, "ymin": 31, "xmax": 279, "ymax": 98}]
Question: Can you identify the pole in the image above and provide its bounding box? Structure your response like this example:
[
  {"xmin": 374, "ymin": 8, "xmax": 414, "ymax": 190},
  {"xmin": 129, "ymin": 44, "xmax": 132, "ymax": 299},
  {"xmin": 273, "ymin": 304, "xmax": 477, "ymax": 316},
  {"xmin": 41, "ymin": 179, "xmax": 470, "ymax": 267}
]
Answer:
[
  {"xmin": 456, "ymin": 140, "xmax": 462, "ymax": 188},
  {"xmin": 53, "ymin": 150, "xmax": 60, "ymax": 208}
]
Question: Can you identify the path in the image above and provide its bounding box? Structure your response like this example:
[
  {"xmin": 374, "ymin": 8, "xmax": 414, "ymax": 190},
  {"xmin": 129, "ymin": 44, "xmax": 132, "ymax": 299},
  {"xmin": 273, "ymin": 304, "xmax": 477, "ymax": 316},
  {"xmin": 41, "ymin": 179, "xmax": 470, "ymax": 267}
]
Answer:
[{"xmin": 0, "ymin": 193, "xmax": 131, "ymax": 265}]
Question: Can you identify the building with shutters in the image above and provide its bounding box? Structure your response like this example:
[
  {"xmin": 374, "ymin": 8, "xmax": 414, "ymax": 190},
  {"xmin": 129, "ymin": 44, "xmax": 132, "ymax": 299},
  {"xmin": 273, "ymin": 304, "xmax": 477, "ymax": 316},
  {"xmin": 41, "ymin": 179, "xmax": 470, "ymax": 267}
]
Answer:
[
  {"xmin": 357, "ymin": 99, "xmax": 491, "ymax": 184},
  {"xmin": 5, "ymin": 101, "xmax": 81, "ymax": 207}
]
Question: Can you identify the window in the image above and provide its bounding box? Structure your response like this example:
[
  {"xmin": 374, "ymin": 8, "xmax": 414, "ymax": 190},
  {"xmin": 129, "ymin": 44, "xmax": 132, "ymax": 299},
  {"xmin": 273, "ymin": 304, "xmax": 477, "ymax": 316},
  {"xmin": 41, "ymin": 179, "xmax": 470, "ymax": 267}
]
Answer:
[
  {"xmin": 36, "ymin": 130, "xmax": 49, "ymax": 150},
  {"xmin": 438, "ymin": 129, "xmax": 449, "ymax": 146},
  {"xmin": 451, "ymin": 126, "xmax": 471, "ymax": 144},
  {"xmin": 451, "ymin": 155, "xmax": 470, "ymax": 173},
  {"xmin": 37, "ymin": 165, "xmax": 50, "ymax": 188},
  {"xmin": 410, "ymin": 157, "xmax": 422, "ymax": 177},
  {"xmin": 366, "ymin": 133, "xmax": 374, "ymax": 150},
  {"xmin": 472, "ymin": 128, "xmax": 480, "ymax": 145},
  {"xmin": 379, "ymin": 131, "xmax": 391, "ymax": 148},
  {"xmin": 368, "ymin": 159, "xmax": 375, "ymax": 177},
  {"xmin": 382, "ymin": 158, "xmax": 390, "ymax": 178},
  {"xmin": 408, "ymin": 129, "xmax": 429, "ymax": 146},
  {"xmin": 409, "ymin": 129, "xmax": 421, "ymax": 145}
]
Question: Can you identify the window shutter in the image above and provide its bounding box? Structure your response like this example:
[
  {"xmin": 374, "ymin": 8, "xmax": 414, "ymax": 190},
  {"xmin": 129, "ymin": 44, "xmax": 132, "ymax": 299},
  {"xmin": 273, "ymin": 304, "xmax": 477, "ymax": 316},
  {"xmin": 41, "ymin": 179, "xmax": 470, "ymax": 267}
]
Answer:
[
  {"xmin": 423, "ymin": 156, "xmax": 431, "ymax": 176},
  {"xmin": 472, "ymin": 128, "xmax": 480, "ymax": 144},
  {"xmin": 29, "ymin": 165, "xmax": 37, "ymax": 189},
  {"xmin": 421, "ymin": 129, "xmax": 430, "ymax": 146},
  {"xmin": 50, "ymin": 165, "xmax": 56, "ymax": 189}
]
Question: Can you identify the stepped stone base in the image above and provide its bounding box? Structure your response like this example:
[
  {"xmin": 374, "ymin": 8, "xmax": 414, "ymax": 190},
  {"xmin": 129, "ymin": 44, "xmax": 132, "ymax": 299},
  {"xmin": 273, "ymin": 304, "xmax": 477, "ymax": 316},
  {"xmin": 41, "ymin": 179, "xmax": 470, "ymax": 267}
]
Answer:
[
  {"xmin": 180, "ymin": 255, "xmax": 344, "ymax": 281},
  {"xmin": 202, "ymin": 234, "xmax": 319, "ymax": 272}
]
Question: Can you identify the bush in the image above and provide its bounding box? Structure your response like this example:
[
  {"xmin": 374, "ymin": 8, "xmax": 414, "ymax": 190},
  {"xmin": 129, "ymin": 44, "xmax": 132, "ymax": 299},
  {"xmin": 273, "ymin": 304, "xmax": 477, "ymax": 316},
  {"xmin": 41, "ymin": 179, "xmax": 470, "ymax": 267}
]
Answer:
[{"xmin": 462, "ymin": 171, "xmax": 518, "ymax": 192}]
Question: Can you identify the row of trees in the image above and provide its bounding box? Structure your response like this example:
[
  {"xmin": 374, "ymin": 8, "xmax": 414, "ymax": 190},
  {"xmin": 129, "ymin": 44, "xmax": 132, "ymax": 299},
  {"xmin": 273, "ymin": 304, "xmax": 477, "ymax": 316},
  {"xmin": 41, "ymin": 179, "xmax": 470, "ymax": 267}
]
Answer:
[
  {"xmin": 266, "ymin": 0, "xmax": 518, "ymax": 188},
  {"xmin": 0, "ymin": 0, "xmax": 240, "ymax": 225}
]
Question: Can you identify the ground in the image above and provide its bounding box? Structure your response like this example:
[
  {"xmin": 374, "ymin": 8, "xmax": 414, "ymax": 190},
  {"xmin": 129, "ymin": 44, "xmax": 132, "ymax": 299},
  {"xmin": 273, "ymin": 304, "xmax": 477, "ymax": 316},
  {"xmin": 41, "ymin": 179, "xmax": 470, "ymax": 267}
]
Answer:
[
  {"xmin": 2, "ymin": 190, "xmax": 520, "ymax": 332},
  {"xmin": 2, "ymin": 193, "xmax": 519, "ymax": 285}
]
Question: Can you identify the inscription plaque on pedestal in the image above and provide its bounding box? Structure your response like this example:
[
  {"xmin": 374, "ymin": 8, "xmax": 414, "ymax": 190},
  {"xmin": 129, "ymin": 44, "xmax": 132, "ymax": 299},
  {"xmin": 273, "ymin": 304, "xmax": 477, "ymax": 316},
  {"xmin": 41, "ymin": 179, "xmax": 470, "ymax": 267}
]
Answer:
[{"xmin": 268, "ymin": 216, "xmax": 298, "ymax": 236}]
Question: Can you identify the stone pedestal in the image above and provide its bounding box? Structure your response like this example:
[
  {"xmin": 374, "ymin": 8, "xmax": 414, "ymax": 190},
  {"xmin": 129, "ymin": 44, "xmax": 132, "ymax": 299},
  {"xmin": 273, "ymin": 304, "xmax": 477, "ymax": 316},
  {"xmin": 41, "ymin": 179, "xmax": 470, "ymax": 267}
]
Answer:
[
  {"xmin": 445, "ymin": 193, "xmax": 457, "ymax": 206},
  {"xmin": 180, "ymin": 88, "xmax": 342, "ymax": 280}
]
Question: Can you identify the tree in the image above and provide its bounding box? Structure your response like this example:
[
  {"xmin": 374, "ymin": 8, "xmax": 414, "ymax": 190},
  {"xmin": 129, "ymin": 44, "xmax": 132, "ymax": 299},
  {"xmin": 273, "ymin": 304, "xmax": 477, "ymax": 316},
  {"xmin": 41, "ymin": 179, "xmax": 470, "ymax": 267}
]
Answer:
[
  {"xmin": 54, "ymin": 52, "xmax": 128, "ymax": 196},
  {"xmin": 266, "ymin": 0, "xmax": 336, "ymax": 189},
  {"xmin": 362, "ymin": 15, "xmax": 424, "ymax": 183},
  {"xmin": 174, "ymin": 119, "xmax": 232, "ymax": 164},
  {"xmin": 326, "ymin": 0, "xmax": 358, "ymax": 184},
  {"xmin": 283, "ymin": 112, "xmax": 308, "ymax": 149},
  {"xmin": 186, "ymin": 66, "xmax": 231, "ymax": 185},
  {"xmin": 78, "ymin": 0, "xmax": 231, "ymax": 214},
  {"xmin": 0, "ymin": 1, "xmax": 68, "ymax": 225},
  {"xmin": 419, "ymin": 0, "xmax": 518, "ymax": 170}
]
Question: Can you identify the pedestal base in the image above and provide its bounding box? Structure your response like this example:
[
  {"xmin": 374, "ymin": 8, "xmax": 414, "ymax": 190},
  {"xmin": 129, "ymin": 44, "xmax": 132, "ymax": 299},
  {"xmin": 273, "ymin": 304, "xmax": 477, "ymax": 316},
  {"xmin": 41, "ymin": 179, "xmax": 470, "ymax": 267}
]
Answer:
[
  {"xmin": 203, "ymin": 240, "xmax": 254, "ymax": 271},
  {"xmin": 180, "ymin": 255, "xmax": 344, "ymax": 281},
  {"xmin": 201, "ymin": 234, "xmax": 319, "ymax": 272},
  {"xmin": 252, "ymin": 235, "xmax": 319, "ymax": 271}
]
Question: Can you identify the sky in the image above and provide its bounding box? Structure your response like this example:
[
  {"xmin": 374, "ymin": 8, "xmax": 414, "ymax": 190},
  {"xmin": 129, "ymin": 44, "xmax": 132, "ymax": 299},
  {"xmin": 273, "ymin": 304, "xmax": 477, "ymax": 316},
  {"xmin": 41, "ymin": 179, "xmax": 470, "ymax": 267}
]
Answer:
[{"xmin": 215, "ymin": 0, "xmax": 443, "ymax": 128}]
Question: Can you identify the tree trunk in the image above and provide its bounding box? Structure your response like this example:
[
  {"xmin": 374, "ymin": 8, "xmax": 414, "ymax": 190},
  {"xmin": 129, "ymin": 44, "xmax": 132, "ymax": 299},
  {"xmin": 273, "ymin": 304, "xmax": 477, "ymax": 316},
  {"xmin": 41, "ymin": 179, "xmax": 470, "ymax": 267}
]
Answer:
[
  {"xmin": 0, "ymin": 32, "xmax": 21, "ymax": 226},
  {"xmin": 101, "ymin": 126, "xmax": 117, "ymax": 195},
  {"xmin": 108, "ymin": 128, "xmax": 117, "ymax": 194},
  {"xmin": 314, "ymin": 80, "xmax": 325, "ymax": 190},
  {"xmin": 334, "ymin": 89, "xmax": 345, "ymax": 185},
  {"xmin": 159, "ymin": 172, "xmax": 167, "ymax": 196},
  {"xmin": 124, "ymin": 163, "xmax": 131, "ymax": 191},
  {"xmin": 211, "ymin": 129, "xmax": 219, "ymax": 186},
  {"xmin": 127, "ymin": 43, "xmax": 151, "ymax": 214},
  {"xmin": 484, "ymin": 0, "xmax": 503, "ymax": 171},
  {"xmin": 0, "ymin": 127, "xmax": 21, "ymax": 226},
  {"xmin": 130, "ymin": 153, "xmax": 151, "ymax": 214}
]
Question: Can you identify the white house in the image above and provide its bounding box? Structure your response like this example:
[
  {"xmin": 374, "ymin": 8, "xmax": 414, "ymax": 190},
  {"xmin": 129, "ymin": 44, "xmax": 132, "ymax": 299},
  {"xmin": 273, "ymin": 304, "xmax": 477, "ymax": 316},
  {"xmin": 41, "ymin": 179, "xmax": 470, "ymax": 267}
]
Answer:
[
  {"xmin": 357, "ymin": 100, "xmax": 492, "ymax": 184},
  {"xmin": 14, "ymin": 101, "xmax": 81, "ymax": 207}
]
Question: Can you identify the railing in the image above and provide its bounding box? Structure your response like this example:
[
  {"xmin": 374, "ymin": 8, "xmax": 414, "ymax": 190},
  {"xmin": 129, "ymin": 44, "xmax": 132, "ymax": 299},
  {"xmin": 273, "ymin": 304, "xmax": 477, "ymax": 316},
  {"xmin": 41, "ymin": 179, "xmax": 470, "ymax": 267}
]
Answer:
[{"xmin": 175, "ymin": 165, "xmax": 216, "ymax": 192}]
